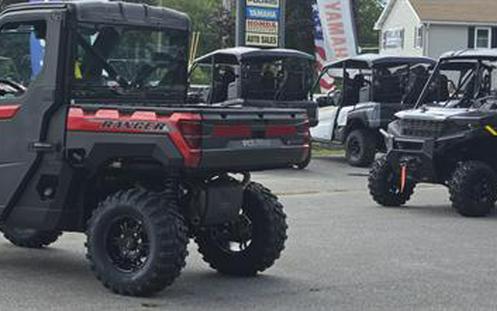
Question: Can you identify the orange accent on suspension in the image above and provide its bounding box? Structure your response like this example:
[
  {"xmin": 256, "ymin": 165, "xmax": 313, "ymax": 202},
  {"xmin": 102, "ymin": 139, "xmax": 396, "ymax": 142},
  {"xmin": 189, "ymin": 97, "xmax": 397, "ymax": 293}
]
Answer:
[{"xmin": 400, "ymin": 165, "xmax": 407, "ymax": 193}]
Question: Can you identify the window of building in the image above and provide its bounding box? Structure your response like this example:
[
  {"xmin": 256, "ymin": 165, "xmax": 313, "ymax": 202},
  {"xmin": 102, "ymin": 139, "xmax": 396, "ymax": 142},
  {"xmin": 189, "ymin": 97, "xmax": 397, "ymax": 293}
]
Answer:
[
  {"xmin": 414, "ymin": 25, "xmax": 423, "ymax": 49},
  {"xmin": 382, "ymin": 28, "xmax": 404, "ymax": 49},
  {"xmin": 475, "ymin": 27, "xmax": 491, "ymax": 49}
]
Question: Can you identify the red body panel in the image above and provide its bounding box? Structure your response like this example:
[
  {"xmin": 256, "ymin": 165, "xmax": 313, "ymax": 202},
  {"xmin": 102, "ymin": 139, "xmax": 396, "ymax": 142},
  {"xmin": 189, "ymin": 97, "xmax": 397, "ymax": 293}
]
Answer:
[{"xmin": 67, "ymin": 107, "xmax": 202, "ymax": 167}]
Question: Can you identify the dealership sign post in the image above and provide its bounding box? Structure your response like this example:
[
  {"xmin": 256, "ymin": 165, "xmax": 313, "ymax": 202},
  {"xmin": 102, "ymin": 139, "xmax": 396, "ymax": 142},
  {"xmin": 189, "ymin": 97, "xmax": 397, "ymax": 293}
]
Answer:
[{"xmin": 236, "ymin": 0, "xmax": 286, "ymax": 48}]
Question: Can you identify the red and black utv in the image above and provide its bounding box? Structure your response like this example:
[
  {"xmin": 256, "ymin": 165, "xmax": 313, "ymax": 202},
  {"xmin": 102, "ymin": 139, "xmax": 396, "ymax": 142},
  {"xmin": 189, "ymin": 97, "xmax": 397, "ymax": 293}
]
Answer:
[{"xmin": 0, "ymin": 1, "xmax": 310, "ymax": 296}]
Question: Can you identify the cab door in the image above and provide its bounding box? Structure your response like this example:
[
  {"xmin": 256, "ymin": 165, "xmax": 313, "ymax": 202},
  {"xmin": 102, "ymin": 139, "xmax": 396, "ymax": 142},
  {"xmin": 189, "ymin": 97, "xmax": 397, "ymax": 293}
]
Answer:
[
  {"xmin": 0, "ymin": 10, "xmax": 67, "ymax": 220},
  {"xmin": 311, "ymin": 94, "xmax": 340, "ymax": 142}
]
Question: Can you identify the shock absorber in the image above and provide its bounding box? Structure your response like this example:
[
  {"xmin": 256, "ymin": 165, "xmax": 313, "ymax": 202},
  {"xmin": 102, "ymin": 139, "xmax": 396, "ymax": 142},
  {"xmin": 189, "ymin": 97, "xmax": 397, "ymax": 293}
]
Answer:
[{"xmin": 162, "ymin": 172, "xmax": 180, "ymax": 203}]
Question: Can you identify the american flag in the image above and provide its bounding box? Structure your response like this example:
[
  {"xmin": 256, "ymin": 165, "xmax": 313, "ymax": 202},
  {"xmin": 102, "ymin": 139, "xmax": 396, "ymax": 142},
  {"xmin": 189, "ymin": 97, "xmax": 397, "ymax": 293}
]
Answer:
[{"xmin": 312, "ymin": 3, "xmax": 334, "ymax": 92}]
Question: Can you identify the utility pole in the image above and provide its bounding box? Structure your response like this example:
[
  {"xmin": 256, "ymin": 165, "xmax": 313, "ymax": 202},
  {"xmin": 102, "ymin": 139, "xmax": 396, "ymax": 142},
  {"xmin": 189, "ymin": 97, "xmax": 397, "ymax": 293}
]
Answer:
[
  {"xmin": 235, "ymin": 0, "xmax": 245, "ymax": 46},
  {"xmin": 221, "ymin": 0, "xmax": 235, "ymax": 48},
  {"xmin": 223, "ymin": 0, "xmax": 233, "ymax": 11}
]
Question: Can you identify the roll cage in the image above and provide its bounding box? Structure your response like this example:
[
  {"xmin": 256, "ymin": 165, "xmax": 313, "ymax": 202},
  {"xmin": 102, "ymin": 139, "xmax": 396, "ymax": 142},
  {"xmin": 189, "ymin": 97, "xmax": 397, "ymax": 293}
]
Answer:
[{"xmin": 414, "ymin": 51, "xmax": 497, "ymax": 108}]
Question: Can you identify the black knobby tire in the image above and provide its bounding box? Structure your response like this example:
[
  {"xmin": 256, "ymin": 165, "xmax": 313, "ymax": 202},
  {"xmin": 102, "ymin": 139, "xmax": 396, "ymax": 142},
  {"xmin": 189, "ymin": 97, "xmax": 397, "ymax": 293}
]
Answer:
[
  {"xmin": 195, "ymin": 182, "xmax": 287, "ymax": 276},
  {"xmin": 449, "ymin": 161, "xmax": 497, "ymax": 217},
  {"xmin": 345, "ymin": 129, "xmax": 377, "ymax": 167},
  {"xmin": 368, "ymin": 156, "xmax": 415, "ymax": 207},
  {"xmin": 86, "ymin": 188, "xmax": 189, "ymax": 296},
  {"xmin": 1, "ymin": 227, "xmax": 62, "ymax": 249},
  {"xmin": 295, "ymin": 146, "xmax": 312, "ymax": 170}
]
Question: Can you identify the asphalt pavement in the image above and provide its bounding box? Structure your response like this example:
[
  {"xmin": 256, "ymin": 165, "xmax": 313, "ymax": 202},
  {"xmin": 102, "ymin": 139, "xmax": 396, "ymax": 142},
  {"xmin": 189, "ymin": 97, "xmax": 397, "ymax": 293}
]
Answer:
[{"xmin": 0, "ymin": 156, "xmax": 496, "ymax": 310}]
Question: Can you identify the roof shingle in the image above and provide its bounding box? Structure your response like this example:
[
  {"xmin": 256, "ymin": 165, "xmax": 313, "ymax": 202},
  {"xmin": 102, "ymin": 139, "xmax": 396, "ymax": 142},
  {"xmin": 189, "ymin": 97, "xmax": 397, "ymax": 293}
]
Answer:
[{"xmin": 410, "ymin": 0, "xmax": 497, "ymax": 24}]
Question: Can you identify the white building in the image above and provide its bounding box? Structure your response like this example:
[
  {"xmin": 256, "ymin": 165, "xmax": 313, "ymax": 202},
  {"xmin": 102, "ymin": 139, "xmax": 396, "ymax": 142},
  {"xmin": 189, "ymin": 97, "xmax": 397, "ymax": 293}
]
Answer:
[{"xmin": 375, "ymin": 0, "xmax": 497, "ymax": 58}]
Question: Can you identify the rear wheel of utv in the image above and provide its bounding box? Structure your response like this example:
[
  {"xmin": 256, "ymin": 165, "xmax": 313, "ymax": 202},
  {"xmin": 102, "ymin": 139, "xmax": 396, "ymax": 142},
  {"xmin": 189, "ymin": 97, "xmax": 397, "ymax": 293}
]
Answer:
[
  {"xmin": 195, "ymin": 182, "xmax": 287, "ymax": 276},
  {"xmin": 449, "ymin": 161, "xmax": 497, "ymax": 217},
  {"xmin": 1, "ymin": 227, "xmax": 61, "ymax": 249},
  {"xmin": 295, "ymin": 146, "xmax": 312, "ymax": 170},
  {"xmin": 86, "ymin": 188, "xmax": 188, "ymax": 297},
  {"xmin": 369, "ymin": 156, "xmax": 415, "ymax": 207},
  {"xmin": 345, "ymin": 129, "xmax": 377, "ymax": 167}
]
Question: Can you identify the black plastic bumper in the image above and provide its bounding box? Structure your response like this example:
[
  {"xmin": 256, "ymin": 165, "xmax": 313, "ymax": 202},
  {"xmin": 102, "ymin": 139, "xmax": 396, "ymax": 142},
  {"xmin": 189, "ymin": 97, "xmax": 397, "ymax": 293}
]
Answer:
[{"xmin": 383, "ymin": 132, "xmax": 467, "ymax": 183}]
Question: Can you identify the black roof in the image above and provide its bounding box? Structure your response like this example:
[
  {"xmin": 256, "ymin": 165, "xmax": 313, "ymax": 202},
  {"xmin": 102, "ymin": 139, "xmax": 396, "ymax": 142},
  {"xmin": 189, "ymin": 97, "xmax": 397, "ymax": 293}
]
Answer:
[
  {"xmin": 440, "ymin": 49, "xmax": 497, "ymax": 61},
  {"xmin": 3, "ymin": 1, "xmax": 190, "ymax": 30},
  {"xmin": 194, "ymin": 47, "xmax": 315, "ymax": 65},
  {"xmin": 323, "ymin": 54, "xmax": 435, "ymax": 70}
]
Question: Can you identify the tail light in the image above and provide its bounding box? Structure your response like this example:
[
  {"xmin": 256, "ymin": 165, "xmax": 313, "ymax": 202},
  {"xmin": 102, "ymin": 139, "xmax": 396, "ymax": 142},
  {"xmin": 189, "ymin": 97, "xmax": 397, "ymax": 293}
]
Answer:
[
  {"xmin": 178, "ymin": 119, "xmax": 202, "ymax": 149},
  {"xmin": 212, "ymin": 124, "xmax": 251, "ymax": 138},
  {"xmin": 169, "ymin": 113, "xmax": 202, "ymax": 167},
  {"xmin": 298, "ymin": 121, "xmax": 311, "ymax": 145},
  {"xmin": 266, "ymin": 125, "xmax": 297, "ymax": 137},
  {"xmin": 266, "ymin": 121, "xmax": 310, "ymax": 146}
]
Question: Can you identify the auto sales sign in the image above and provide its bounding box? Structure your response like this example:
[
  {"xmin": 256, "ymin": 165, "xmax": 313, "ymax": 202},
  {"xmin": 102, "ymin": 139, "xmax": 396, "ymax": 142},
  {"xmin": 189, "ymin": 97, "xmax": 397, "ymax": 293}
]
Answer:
[{"xmin": 244, "ymin": 0, "xmax": 282, "ymax": 47}]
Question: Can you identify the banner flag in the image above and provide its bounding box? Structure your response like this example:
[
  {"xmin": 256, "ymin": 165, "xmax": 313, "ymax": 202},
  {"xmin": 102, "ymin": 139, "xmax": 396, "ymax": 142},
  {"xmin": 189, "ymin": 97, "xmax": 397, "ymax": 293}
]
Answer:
[{"xmin": 315, "ymin": 0, "xmax": 358, "ymax": 65}]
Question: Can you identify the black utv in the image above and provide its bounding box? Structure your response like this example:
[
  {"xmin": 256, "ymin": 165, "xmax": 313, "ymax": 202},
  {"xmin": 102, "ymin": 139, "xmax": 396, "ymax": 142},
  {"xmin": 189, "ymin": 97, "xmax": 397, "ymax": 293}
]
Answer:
[
  {"xmin": 0, "ymin": 1, "xmax": 311, "ymax": 296},
  {"xmin": 369, "ymin": 49, "xmax": 497, "ymax": 217},
  {"xmin": 189, "ymin": 47, "xmax": 318, "ymax": 168},
  {"xmin": 312, "ymin": 54, "xmax": 435, "ymax": 167}
]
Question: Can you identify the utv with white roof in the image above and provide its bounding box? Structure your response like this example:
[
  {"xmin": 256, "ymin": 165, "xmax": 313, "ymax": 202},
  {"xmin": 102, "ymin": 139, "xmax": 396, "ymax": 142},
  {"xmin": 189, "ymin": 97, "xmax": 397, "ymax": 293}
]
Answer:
[{"xmin": 312, "ymin": 54, "xmax": 435, "ymax": 167}]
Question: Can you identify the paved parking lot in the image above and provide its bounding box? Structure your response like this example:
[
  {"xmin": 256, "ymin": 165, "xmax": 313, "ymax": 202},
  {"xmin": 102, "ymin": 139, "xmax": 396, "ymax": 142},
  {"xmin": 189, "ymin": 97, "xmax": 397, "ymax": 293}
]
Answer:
[{"xmin": 0, "ymin": 156, "xmax": 496, "ymax": 310}]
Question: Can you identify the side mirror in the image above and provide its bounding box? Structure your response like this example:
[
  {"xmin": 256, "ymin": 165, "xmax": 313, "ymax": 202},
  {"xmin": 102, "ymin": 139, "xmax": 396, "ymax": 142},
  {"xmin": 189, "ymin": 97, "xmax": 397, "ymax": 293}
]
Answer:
[{"xmin": 316, "ymin": 95, "xmax": 336, "ymax": 107}]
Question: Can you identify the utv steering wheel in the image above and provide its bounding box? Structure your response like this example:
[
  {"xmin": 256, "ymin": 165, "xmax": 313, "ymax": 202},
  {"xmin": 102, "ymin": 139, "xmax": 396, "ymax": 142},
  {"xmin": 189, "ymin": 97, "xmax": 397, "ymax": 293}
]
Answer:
[
  {"xmin": 0, "ymin": 79, "xmax": 26, "ymax": 95},
  {"xmin": 472, "ymin": 95, "xmax": 497, "ymax": 108},
  {"xmin": 327, "ymin": 89, "xmax": 341, "ymax": 106}
]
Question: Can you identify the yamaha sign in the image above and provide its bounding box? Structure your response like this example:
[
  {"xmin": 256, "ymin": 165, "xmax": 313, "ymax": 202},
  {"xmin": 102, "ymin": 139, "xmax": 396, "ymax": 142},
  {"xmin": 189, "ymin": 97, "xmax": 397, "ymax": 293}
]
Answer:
[{"xmin": 236, "ymin": 0, "xmax": 285, "ymax": 48}]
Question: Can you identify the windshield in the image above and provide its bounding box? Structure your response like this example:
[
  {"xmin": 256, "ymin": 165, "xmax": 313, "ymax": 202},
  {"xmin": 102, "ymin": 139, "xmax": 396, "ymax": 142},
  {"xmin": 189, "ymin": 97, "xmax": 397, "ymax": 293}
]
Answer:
[
  {"xmin": 417, "ymin": 59, "xmax": 497, "ymax": 108},
  {"xmin": 241, "ymin": 57, "xmax": 314, "ymax": 101},
  {"xmin": 72, "ymin": 23, "xmax": 188, "ymax": 103}
]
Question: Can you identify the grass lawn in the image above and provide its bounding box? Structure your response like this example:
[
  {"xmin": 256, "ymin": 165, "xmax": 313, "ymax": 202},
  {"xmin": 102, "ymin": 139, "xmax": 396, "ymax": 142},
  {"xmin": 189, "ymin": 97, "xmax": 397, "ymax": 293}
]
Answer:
[{"xmin": 312, "ymin": 144, "xmax": 345, "ymax": 157}]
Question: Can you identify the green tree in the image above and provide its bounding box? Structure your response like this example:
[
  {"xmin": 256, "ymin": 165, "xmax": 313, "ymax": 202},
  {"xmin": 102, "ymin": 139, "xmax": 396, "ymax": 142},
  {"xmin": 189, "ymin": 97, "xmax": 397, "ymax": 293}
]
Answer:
[
  {"xmin": 285, "ymin": 0, "xmax": 315, "ymax": 54},
  {"xmin": 354, "ymin": 0, "xmax": 384, "ymax": 52},
  {"xmin": 159, "ymin": 0, "xmax": 227, "ymax": 56}
]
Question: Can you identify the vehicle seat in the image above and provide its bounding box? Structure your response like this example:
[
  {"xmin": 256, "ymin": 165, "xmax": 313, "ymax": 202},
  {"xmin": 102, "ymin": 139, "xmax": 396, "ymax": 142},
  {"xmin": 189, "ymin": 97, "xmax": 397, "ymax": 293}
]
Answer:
[
  {"xmin": 227, "ymin": 82, "xmax": 238, "ymax": 100},
  {"xmin": 374, "ymin": 74, "xmax": 402, "ymax": 103},
  {"xmin": 437, "ymin": 74, "xmax": 450, "ymax": 101},
  {"xmin": 342, "ymin": 74, "xmax": 364, "ymax": 105},
  {"xmin": 277, "ymin": 71, "xmax": 305, "ymax": 100},
  {"xmin": 211, "ymin": 66, "xmax": 236, "ymax": 103},
  {"xmin": 359, "ymin": 86, "xmax": 371, "ymax": 102},
  {"xmin": 401, "ymin": 65, "xmax": 429, "ymax": 107}
]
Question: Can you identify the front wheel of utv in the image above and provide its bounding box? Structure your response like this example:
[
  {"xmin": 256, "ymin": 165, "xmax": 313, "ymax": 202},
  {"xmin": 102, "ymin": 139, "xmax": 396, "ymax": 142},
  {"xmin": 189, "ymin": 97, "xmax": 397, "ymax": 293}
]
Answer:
[
  {"xmin": 369, "ymin": 156, "xmax": 415, "ymax": 207},
  {"xmin": 1, "ymin": 227, "xmax": 62, "ymax": 248},
  {"xmin": 195, "ymin": 182, "xmax": 288, "ymax": 276},
  {"xmin": 86, "ymin": 189, "xmax": 188, "ymax": 296},
  {"xmin": 449, "ymin": 161, "xmax": 497, "ymax": 217}
]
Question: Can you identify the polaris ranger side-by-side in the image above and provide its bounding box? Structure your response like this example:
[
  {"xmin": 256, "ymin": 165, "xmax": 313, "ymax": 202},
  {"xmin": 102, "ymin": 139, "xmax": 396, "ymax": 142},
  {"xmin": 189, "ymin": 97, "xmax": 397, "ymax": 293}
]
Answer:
[
  {"xmin": 0, "ymin": 1, "xmax": 311, "ymax": 296},
  {"xmin": 311, "ymin": 55, "xmax": 435, "ymax": 167},
  {"xmin": 188, "ymin": 47, "xmax": 318, "ymax": 169},
  {"xmin": 369, "ymin": 49, "xmax": 497, "ymax": 217}
]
